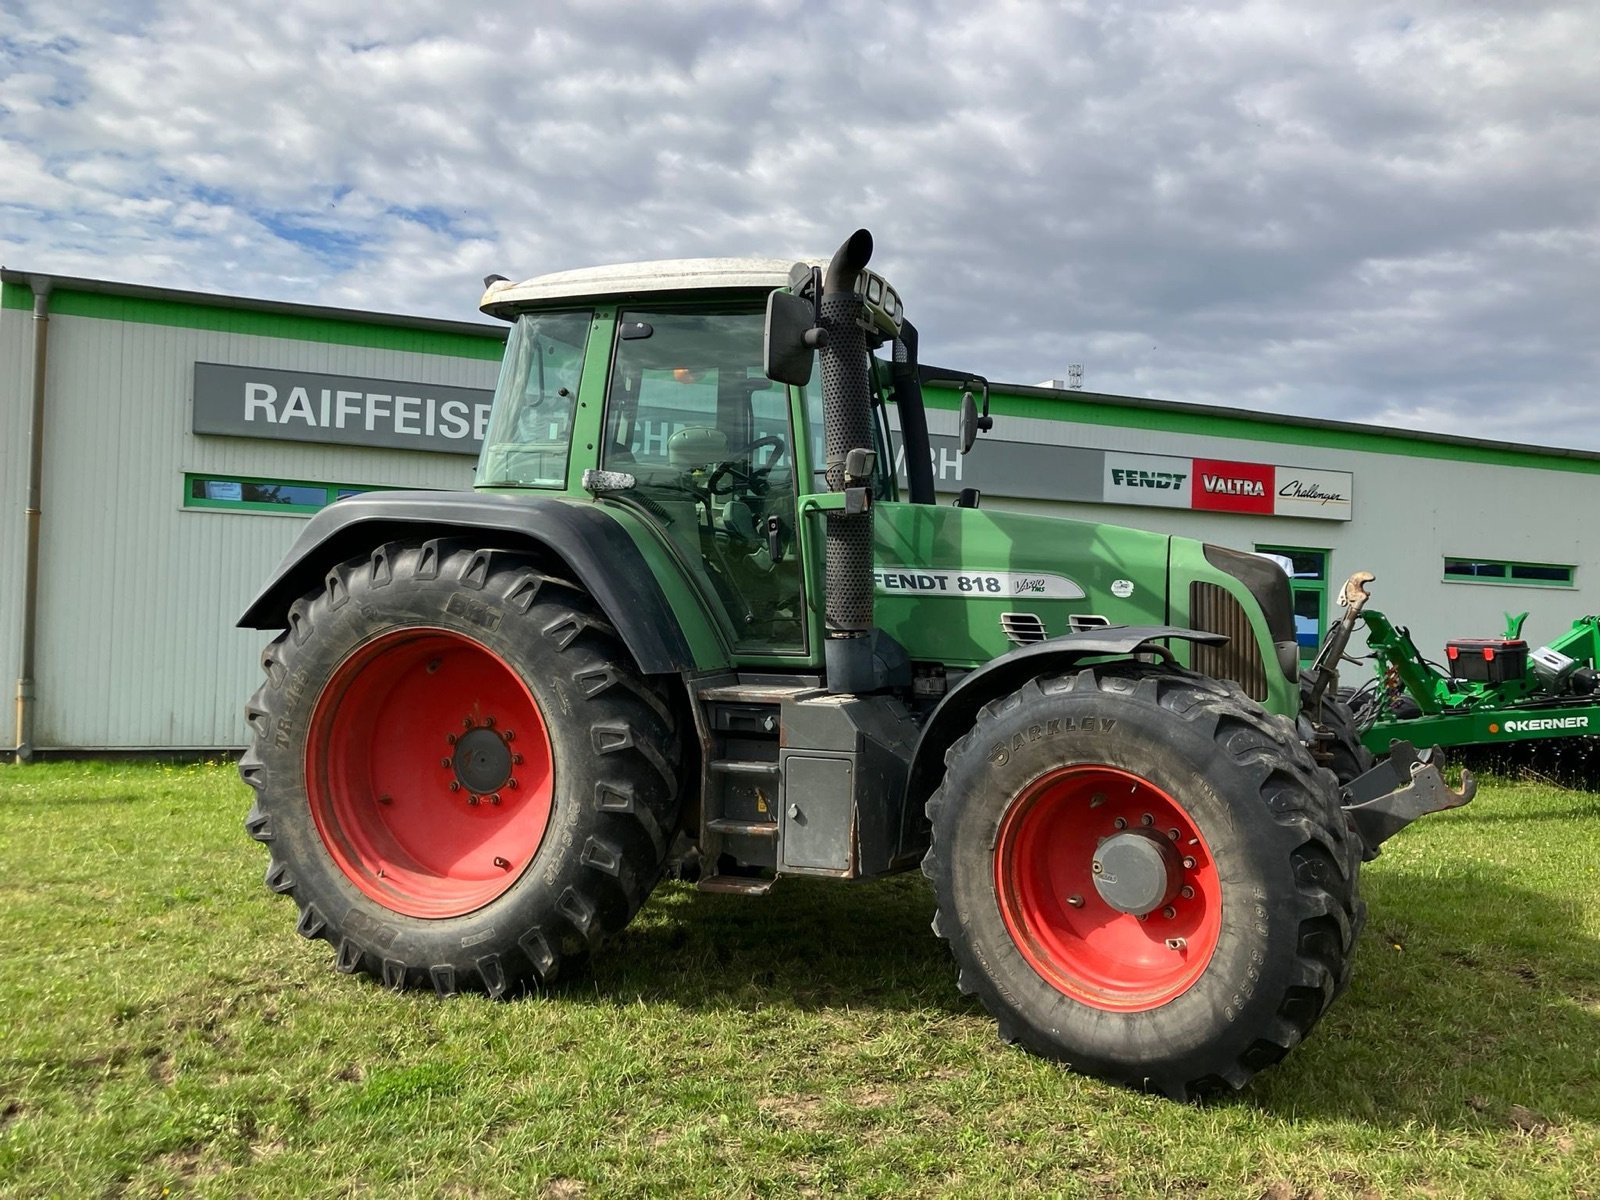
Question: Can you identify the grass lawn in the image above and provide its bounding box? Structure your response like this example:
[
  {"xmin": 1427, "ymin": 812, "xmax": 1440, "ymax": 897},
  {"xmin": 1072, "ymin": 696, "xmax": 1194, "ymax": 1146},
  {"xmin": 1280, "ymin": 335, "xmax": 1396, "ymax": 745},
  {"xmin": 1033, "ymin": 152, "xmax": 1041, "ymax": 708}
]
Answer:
[{"xmin": 1, "ymin": 760, "xmax": 1597, "ymax": 1199}]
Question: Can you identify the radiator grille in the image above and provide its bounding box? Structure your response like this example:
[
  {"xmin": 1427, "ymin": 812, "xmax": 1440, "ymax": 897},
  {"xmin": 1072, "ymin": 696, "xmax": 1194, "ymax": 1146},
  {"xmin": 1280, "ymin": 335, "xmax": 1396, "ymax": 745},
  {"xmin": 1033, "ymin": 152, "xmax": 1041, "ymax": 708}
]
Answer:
[{"xmin": 1189, "ymin": 582, "xmax": 1268, "ymax": 700}]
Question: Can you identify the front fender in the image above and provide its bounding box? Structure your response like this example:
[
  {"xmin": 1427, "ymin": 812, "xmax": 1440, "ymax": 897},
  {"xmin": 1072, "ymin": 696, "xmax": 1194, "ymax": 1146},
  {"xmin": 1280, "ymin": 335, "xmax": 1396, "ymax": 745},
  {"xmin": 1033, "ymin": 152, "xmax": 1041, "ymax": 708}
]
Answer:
[
  {"xmin": 902, "ymin": 626, "xmax": 1228, "ymax": 818},
  {"xmin": 237, "ymin": 490, "xmax": 722, "ymax": 675}
]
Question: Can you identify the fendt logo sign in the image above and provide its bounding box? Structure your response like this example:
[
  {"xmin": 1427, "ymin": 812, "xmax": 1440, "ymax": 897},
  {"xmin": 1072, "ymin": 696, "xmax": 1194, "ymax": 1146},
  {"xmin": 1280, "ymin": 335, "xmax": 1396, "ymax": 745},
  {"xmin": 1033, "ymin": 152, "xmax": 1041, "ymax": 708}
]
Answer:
[
  {"xmin": 192, "ymin": 363, "xmax": 495, "ymax": 456},
  {"xmin": 1103, "ymin": 455, "xmax": 1192, "ymax": 508}
]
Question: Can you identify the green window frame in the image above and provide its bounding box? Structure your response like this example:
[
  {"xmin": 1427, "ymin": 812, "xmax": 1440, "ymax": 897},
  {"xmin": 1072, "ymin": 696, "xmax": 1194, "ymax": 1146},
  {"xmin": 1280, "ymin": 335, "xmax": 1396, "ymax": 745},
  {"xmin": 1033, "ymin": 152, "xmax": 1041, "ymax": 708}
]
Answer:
[
  {"xmin": 1257, "ymin": 544, "xmax": 1329, "ymax": 665},
  {"xmin": 184, "ymin": 473, "xmax": 389, "ymax": 515},
  {"xmin": 1442, "ymin": 557, "xmax": 1575, "ymax": 587}
]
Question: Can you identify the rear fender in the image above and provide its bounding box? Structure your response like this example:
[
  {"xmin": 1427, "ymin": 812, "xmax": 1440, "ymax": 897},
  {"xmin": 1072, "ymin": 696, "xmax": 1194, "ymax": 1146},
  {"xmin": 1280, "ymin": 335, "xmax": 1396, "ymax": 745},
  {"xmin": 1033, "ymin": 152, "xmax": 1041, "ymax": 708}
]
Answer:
[
  {"xmin": 237, "ymin": 490, "xmax": 724, "ymax": 675},
  {"xmin": 903, "ymin": 627, "xmax": 1228, "ymax": 820}
]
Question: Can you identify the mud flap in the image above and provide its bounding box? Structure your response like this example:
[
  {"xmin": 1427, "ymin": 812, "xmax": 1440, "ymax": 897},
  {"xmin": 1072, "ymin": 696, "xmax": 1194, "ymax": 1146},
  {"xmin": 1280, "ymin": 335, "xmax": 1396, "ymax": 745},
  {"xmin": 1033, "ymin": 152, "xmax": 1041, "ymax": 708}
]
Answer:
[{"xmin": 1341, "ymin": 740, "xmax": 1476, "ymax": 860}]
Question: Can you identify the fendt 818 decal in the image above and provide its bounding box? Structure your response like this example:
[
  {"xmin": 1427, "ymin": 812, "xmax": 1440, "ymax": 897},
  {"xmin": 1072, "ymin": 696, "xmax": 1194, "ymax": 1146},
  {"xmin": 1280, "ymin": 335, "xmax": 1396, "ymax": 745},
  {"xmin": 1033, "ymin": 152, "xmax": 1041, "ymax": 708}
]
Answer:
[{"xmin": 873, "ymin": 568, "xmax": 1086, "ymax": 599}]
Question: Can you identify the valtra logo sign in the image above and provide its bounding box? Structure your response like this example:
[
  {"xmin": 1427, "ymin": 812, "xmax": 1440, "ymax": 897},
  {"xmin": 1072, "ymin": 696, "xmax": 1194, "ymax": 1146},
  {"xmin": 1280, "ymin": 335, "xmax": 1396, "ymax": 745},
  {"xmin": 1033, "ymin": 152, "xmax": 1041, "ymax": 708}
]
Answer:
[{"xmin": 1193, "ymin": 458, "xmax": 1275, "ymax": 514}]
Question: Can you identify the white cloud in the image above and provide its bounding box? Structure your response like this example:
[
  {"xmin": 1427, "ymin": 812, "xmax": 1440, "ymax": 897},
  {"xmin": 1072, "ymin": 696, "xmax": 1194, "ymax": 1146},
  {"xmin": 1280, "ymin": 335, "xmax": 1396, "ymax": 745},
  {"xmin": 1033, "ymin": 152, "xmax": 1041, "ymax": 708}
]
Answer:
[{"xmin": 1, "ymin": 0, "xmax": 1596, "ymax": 448}]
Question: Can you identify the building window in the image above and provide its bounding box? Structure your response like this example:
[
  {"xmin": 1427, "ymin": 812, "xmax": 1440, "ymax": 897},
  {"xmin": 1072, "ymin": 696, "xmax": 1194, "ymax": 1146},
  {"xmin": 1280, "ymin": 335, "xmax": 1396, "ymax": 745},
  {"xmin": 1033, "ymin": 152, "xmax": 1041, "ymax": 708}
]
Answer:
[
  {"xmin": 1443, "ymin": 558, "xmax": 1574, "ymax": 587},
  {"xmin": 1257, "ymin": 545, "xmax": 1328, "ymax": 664},
  {"xmin": 184, "ymin": 473, "xmax": 386, "ymax": 514}
]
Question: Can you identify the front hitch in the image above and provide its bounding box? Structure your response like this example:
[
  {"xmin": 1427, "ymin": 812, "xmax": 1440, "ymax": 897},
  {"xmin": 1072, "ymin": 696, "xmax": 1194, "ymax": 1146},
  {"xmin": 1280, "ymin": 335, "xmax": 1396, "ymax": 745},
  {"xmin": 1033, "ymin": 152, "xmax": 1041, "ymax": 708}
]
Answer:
[{"xmin": 1341, "ymin": 740, "xmax": 1475, "ymax": 860}]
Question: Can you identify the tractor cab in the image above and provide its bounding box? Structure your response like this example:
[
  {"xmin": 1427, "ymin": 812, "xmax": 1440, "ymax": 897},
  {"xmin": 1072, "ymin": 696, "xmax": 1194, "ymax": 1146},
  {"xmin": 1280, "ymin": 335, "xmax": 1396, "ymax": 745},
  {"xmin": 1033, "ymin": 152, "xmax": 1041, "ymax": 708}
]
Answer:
[{"xmin": 476, "ymin": 259, "xmax": 899, "ymax": 659}]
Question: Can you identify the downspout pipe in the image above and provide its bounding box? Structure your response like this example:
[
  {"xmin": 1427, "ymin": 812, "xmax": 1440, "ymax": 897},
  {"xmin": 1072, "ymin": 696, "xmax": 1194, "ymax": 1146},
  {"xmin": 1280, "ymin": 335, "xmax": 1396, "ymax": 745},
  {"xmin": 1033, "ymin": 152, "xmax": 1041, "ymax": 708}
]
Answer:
[{"xmin": 14, "ymin": 279, "xmax": 50, "ymax": 762}]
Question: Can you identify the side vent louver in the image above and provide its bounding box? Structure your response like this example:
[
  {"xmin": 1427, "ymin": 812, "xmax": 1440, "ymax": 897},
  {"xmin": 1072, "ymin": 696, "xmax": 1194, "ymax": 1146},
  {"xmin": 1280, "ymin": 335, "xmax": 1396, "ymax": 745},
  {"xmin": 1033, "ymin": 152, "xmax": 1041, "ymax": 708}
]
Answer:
[
  {"xmin": 1000, "ymin": 612, "xmax": 1048, "ymax": 645},
  {"xmin": 1189, "ymin": 582, "xmax": 1268, "ymax": 700}
]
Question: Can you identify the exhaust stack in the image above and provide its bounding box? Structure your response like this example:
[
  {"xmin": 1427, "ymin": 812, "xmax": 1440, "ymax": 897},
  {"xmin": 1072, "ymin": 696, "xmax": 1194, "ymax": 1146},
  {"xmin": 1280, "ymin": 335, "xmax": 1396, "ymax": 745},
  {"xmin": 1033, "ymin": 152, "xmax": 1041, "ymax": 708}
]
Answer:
[{"xmin": 817, "ymin": 230, "xmax": 877, "ymax": 693}]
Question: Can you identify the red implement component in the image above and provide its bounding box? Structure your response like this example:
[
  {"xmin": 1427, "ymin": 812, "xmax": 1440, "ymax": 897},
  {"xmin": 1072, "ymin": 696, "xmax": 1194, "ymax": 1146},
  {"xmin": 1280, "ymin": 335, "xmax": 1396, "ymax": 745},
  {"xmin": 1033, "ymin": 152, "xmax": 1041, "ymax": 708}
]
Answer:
[
  {"xmin": 306, "ymin": 628, "xmax": 554, "ymax": 919},
  {"xmin": 994, "ymin": 765, "xmax": 1221, "ymax": 1011}
]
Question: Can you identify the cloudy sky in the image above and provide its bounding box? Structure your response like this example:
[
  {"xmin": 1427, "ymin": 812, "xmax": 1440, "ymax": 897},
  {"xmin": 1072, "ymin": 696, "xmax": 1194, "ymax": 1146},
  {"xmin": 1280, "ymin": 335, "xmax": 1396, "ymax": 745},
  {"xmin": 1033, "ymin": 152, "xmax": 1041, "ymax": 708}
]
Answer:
[{"xmin": 3, "ymin": 1, "xmax": 1596, "ymax": 448}]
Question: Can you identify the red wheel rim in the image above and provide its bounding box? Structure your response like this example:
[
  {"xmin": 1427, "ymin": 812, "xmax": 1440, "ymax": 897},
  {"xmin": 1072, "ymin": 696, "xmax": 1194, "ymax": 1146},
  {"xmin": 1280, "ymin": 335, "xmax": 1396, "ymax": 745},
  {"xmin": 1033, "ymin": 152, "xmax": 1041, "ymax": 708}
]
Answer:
[
  {"xmin": 306, "ymin": 628, "xmax": 554, "ymax": 919},
  {"xmin": 994, "ymin": 765, "xmax": 1221, "ymax": 1011}
]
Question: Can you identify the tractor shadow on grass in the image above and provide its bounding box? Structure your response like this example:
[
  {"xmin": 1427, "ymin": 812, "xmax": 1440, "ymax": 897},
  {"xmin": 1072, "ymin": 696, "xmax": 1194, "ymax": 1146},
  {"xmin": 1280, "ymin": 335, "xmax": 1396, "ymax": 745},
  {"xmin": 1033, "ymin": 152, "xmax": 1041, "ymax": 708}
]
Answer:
[
  {"xmin": 585, "ymin": 864, "xmax": 1600, "ymax": 1130},
  {"xmin": 589, "ymin": 873, "xmax": 970, "ymax": 1018},
  {"xmin": 1245, "ymin": 863, "xmax": 1600, "ymax": 1130}
]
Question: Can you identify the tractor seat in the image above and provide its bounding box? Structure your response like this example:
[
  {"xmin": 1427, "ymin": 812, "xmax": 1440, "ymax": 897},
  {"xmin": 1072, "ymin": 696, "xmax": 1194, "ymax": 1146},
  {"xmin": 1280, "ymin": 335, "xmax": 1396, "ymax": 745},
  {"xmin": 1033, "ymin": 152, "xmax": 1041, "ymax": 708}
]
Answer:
[{"xmin": 667, "ymin": 426, "xmax": 728, "ymax": 470}]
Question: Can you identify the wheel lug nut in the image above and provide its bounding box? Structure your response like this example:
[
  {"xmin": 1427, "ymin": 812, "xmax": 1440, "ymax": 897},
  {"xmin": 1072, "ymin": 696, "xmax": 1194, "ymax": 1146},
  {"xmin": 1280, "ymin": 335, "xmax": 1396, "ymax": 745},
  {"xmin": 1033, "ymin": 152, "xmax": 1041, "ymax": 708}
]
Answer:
[
  {"xmin": 448, "ymin": 781, "xmax": 461, "ymax": 793},
  {"xmin": 506, "ymin": 778, "xmax": 518, "ymax": 790},
  {"xmin": 1167, "ymin": 828, "xmax": 1180, "ymax": 841},
  {"xmin": 1182, "ymin": 856, "xmax": 1196, "ymax": 869},
  {"xmin": 504, "ymin": 729, "xmax": 515, "ymax": 742},
  {"xmin": 446, "ymin": 733, "xmax": 457, "ymax": 746},
  {"xmin": 511, "ymin": 753, "xmax": 524, "ymax": 765},
  {"xmin": 1113, "ymin": 817, "xmax": 1127, "ymax": 830},
  {"xmin": 1162, "ymin": 905, "xmax": 1177, "ymax": 919},
  {"xmin": 463, "ymin": 717, "xmax": 474, "ymax": 729},
  {"xmin": 1180, "ymin": 885, "xmax": 1194, "ymax": 899},
  {"xmin": 489, "ymin": 794, "xmax": 501, "ymax": 806},
  {"xmin": 484, "ymin": 716, "xmax": 496, "ymax": 728},
  {"xmin": 467, "ymin": 795, "xmax": 479, "ymax": 806},
  {"xmin": 440, "ymin": 758, "xmax": 452, "ymax": 769},
  {"xmin": 1140, "ymin": 813, "xmax": 1154, "ymax": 826}
]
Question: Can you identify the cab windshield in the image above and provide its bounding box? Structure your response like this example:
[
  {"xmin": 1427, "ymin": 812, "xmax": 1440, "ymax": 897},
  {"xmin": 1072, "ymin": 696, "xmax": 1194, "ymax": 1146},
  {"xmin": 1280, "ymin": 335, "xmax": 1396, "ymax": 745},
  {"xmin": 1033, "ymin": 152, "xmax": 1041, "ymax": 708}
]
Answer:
[{"xmin": 477, "ymin": 310, "xmax": 592, "ymax": 487}]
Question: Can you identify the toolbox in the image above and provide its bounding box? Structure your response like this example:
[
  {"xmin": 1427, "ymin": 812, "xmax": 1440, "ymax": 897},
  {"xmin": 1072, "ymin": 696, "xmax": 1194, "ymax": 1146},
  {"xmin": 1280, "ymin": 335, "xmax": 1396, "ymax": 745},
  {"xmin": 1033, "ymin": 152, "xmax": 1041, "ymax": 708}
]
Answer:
[{"xmin": 1445, "ymin": 637, "xmax": 1527, "ymax": 684}]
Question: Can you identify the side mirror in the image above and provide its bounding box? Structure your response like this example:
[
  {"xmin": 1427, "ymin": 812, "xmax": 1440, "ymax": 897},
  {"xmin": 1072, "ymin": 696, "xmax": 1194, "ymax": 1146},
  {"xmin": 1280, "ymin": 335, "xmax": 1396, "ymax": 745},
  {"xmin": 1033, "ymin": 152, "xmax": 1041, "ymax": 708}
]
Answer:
[
  {"xmin": 762, "ymin": 266, "xmax": 828, "ymax": 387},
  {"xmin": 957, "ymin": 389, "xmax": 994, "ymax": 454},
  {"xmin": 762, "ymin": 291, "xmax": 817, "ymax": 386}
]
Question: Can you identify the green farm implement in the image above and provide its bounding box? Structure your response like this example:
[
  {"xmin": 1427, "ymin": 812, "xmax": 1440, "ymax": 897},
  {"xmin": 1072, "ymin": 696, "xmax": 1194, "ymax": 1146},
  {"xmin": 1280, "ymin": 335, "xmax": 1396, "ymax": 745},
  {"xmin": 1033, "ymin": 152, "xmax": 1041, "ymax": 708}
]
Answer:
[
  {"xmin": 238, "ymin": 229, "xmax": 1471, "ymax": 1099},
  {"xmin": 1309, "ymin": 572, "xmax": 1600, "ymax": 755}
]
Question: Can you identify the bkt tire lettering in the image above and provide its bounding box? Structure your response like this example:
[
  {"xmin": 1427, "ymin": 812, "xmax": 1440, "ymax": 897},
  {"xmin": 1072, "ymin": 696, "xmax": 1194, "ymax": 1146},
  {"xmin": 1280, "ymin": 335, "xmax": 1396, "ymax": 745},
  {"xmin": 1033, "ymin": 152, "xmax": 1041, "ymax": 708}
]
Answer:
[{"xmin": 988, "ymin": 716, "xmax": 1118, "ymax": 765}]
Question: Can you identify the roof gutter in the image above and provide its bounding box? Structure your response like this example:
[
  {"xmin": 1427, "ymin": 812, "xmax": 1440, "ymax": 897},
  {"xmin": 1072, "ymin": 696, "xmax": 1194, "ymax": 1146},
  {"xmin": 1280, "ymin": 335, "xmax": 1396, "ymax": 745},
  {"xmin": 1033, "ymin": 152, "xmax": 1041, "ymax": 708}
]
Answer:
[{"xmin": 13, "ymin": 279, "xmax": 50, "ymax": 762}]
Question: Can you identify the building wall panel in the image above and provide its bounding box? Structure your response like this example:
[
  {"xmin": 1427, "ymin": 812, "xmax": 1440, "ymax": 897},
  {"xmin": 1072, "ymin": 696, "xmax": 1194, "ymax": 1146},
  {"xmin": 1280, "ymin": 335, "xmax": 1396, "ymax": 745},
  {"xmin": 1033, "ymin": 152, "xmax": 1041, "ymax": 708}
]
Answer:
[{"xmin": 28, "ymin": 307, "xmax": 501, "ymax": 749}]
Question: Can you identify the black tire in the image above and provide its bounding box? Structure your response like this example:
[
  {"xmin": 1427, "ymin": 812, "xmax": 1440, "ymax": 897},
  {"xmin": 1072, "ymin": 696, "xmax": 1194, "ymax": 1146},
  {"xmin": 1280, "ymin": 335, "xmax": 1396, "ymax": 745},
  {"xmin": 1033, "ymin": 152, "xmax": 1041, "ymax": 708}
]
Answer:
[
  {"xmin": 1301, "ymin": 678, "xmax": 1377, "ymax": 786},
  {"xmin": 239, "ymin": 538, "xmax": 682, "ymax": 996},
  {"xmin": 923, "ymin": 663, "xmax": 1365, "ymax": 1099}
]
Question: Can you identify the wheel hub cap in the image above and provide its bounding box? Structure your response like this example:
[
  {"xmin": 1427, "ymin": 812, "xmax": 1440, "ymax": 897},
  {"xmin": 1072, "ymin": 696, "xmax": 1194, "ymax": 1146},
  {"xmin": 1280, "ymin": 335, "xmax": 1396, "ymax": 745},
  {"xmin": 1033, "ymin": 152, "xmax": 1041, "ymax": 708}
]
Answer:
[
  {"xmin": 1091, "ymin": 831, "xmax": 1180, "ymax": 915},
  {"xmin": 453, "ymin": 726, "xmax": 512, "ymax": 795}
]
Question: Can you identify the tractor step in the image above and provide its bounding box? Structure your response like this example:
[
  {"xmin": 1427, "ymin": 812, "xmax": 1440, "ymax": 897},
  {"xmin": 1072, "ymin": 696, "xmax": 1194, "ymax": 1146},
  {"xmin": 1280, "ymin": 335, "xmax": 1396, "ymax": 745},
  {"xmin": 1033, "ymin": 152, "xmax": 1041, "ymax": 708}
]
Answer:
[
  {"xmin": 706, "ymin": 817, "xmax": 779, "ymax": 838},
  {"xmin": 709, "ymin": 758, "xmax": 780, "ymax": 778},
  {"xmin": 696, "ymin": 681, "xmax": 819, "ymax": 706},
  {"xmin": 696, "ymin": 874, "xmax": 776, "ymax": 896}
]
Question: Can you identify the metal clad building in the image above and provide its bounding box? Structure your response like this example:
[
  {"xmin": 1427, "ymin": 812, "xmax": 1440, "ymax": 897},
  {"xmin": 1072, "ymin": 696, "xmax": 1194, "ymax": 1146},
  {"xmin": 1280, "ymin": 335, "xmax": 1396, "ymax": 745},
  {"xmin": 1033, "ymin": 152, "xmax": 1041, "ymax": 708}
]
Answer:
[
  {"xmin": 3, "ymin": 268, "xmax": 1594, "ymax": 754},
  {"xmin": 2, "ymin": 272, "xmax": 503, "ymax": 753}
]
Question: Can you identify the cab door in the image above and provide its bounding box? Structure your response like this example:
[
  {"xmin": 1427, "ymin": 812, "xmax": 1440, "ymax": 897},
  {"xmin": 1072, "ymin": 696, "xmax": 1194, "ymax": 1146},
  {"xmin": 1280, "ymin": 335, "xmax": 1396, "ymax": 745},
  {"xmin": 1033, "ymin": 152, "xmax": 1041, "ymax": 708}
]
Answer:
[{"xmin": 599, "ymin": 307, "xmax": 808, "ymax": 656}]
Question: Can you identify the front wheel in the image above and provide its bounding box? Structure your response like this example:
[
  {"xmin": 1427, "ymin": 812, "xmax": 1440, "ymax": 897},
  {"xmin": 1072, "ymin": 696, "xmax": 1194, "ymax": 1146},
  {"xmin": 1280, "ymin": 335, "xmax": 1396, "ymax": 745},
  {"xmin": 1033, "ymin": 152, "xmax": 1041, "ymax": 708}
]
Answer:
[
  {"xmin": 923, "ymin": 663, "xmax": 1364, "ymax": 1099},
  {"xmin": 239, "ymin": 539, "xmax": 682, "ymax": 996}
]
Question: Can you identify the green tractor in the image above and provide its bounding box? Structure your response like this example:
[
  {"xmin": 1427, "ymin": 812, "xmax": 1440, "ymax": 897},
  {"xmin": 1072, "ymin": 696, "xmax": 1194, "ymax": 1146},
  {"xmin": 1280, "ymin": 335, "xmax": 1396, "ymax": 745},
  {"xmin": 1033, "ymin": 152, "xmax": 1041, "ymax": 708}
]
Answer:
[{"xmin": 239, "ymin": 230, "xmax": 1471, "ymax": 1098}]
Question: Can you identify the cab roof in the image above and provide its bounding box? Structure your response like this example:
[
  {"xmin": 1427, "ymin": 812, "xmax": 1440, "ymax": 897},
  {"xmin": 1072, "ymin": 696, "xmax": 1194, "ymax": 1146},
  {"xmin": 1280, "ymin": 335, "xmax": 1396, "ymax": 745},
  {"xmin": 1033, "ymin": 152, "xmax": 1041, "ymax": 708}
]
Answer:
[{"xmin": 480, "ymin": 257, "xmax": 806, "ymax": 319}]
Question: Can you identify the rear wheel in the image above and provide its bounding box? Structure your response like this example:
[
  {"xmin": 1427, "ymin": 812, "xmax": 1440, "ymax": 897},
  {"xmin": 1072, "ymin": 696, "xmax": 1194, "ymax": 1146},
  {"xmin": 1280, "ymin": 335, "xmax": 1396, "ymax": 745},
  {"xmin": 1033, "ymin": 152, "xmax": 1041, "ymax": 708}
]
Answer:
[
  {"xmin": 923, "ymin": 663, "xmax": 1364, "ymax": 1098},
  {"xmin": 240, "ymin": 539, "xmax": 681, "ymax": 995}
]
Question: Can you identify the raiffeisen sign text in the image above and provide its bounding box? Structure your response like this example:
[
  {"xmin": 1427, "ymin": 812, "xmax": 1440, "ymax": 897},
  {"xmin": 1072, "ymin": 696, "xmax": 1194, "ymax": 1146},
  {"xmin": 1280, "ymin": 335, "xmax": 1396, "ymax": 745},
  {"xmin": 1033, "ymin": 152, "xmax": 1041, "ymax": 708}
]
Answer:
[{"xmin": 192, "ymin": 363, "xmax": 494, "ymax": 456}]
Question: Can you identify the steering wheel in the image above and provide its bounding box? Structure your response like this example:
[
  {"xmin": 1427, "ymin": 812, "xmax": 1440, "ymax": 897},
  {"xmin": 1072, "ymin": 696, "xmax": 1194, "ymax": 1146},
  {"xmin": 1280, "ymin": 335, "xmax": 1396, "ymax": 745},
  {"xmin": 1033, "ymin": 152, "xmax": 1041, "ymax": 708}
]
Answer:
[{"xmin": 706, "ymin": 434, "xmax": 788, "ymax": 498}]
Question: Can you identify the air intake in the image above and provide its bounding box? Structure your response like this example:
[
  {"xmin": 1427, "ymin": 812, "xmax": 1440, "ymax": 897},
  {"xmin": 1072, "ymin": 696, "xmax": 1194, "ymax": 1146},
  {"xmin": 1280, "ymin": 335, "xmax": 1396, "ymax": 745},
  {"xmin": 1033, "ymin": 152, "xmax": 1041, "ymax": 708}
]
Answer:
[
  {"xmin": 1000, "ymin": 612, "xmax": 1048, "ymax": 644},
  {"xmin": 1189, "ymin": 582, "xmax": 1268, "ymax": 700}
]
